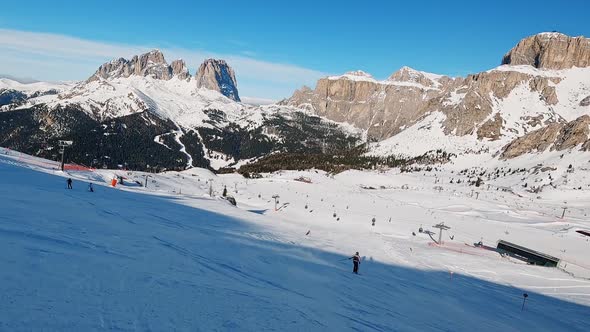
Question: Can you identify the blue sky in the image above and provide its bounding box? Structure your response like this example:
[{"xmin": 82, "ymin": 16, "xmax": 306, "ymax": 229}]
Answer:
[{"xmin": 1, "ymin": 0, "xmax": 589, "ymax": 101}]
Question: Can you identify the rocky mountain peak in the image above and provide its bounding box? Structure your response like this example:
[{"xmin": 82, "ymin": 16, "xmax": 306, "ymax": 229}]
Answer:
[
  {"xmin": 195, "ymin": 59, "xmax": 240, "ymax": 102},
  {"xmin": 139, "ymin": 49, "xmax": 167, "ymax": 64},
  {"xmin": 131, "ymin": 49, "xmax": 172, "ymax": 79},
  {"xmin": 330, "ymin": 70, "xmax": 374, "ymax": 80},
  {"xmin": 170, "ymin": 59, "xmax": 191, "ymax": 80},
  {"xmin": 87, "ymin": 50, "xmax": 189, "ymax": 82},
  {"xmin": 388, "ymin": 66, "xmax": 444, "ymax": 87},
  {"xmin": 502, "ymin": 32, "xmax": 590, "ymax": 70},
  {"xmin": 345, "ymin": 70, "xmax": 373, "ymax": 78},
  {"xmin": 284, "ymin": 33, "xmax": 590, "ymax": 143}
]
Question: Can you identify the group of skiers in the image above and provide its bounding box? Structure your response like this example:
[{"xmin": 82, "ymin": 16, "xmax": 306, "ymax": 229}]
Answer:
[{"xmin": 65, "ymin": 178, "xmax": 93, "ymax": 192}]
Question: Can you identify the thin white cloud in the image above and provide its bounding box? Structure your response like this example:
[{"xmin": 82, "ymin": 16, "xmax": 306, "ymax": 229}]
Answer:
[
  {"xmin": 240, "ymin": 96, "xmax": 277, "ymax": 105},
  {"xmin": 0, "ymin": 29, "xmax": 328, "ymax": 99},
  {"xmin": 0, "ymin": 29, "xmax": 146, "ymax": 61}
]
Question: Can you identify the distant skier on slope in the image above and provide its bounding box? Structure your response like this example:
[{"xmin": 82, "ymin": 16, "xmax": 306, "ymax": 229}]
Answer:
[
  {"xmin": 88, "ymin": 183, "xmax": 94, "ymax": 192},
  {"xmin": 349, "ymin": 252, "xmax": 361, "ymax": 274},
  {"xmin": 67, "ymin": 178, "xmax": 73, "ymax": 189}
]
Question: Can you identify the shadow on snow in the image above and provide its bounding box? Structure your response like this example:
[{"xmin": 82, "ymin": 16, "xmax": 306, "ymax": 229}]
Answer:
[{"xmin": 0, "ymin": 161, "xmax": 589, "ymax": 331}]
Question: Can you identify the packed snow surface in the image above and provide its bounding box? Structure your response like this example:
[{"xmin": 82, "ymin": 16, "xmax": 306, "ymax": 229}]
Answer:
[{"xmin": 1, "ymin": 148, "xmax": 590, "ymax": 331}]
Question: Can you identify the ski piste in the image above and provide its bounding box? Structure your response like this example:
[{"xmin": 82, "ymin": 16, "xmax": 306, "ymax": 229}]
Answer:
[{"xmin": 1, "ymin": 148, "xmax": 590, "ymax": 331}]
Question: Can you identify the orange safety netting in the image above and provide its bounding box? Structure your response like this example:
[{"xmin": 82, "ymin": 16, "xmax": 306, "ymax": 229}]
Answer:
[{"xmin": 63, "ymin": 163, "xmax": 95, "ymax": 172}]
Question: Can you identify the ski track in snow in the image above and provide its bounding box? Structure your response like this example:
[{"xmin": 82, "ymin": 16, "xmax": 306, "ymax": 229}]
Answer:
[
  {"xmin": 152, "ymin": 132, "xmax": 173, "ymax": 150},
  {"xmin": 172, "ymin": 126, "xmax": 193, "ymax": 168}
]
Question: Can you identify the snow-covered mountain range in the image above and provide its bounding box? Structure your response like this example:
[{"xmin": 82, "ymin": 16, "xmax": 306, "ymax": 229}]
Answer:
[
  {"xmin": 1, "ymin": 32, "xmax": 590, "ymax": 173},
  {"xmin": 0, "ymin": 52, "xmax": 360, "ymax": 171},
  {"xmin": 285, "ymin": 32, "xmax": 590, "ymax": 159}
]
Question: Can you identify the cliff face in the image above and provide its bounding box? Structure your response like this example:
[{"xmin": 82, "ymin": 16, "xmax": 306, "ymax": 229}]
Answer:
[
  {"xmin": 195, "ymin": 59, "xmax": 240, "ymax": 102},
  {"xmin": 171, "ymin": 59, "xmax": 190, "ymax": 80},
  {"xmin": 502, "ymin": 32, "xmax": 590, "ymax": 70},
  {"xmin": 284, "ymin": 33, "xmax": 590, "ymax": 148},
  {"xmin": 282, "ymin": 68, "xmax": 456, "ymax": 140},
  {"xmin": 284, "ymin": 67, "xmax": 562, "ymax": 141},
  {"xmin": 501, "ymin": 115, "xmax": 590, "ymax": 159},
  {"xmin": 431, "ymin": 69, "xmax": 561, "ymax": 139}
]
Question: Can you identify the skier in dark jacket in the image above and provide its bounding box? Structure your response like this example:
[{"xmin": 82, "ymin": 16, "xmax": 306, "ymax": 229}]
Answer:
[
  {"xmin": 88, "ymin": 183, "xmax": 94, "ymax": 192},
  {"xmin": 349, "ymin": 252, "xmax": 361, "ymax": 274},
  {"xmin": 67, "ymin": 178, "xmax": 73, "ymax": 189}
]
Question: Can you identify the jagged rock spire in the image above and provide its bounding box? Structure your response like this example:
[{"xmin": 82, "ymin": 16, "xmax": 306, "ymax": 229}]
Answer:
[
  {"xmin": 195, "ymin": 59, "xmax": 240, "ymax": 102},
  {"xmin": 87, "ymin": 50, "xmax": 193, "ymax": 82}
]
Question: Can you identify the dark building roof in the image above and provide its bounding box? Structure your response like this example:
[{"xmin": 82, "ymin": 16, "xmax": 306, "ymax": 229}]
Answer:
[{"xmin": 497, "ymin": 240, "xmax": 560, "ymax": 267}]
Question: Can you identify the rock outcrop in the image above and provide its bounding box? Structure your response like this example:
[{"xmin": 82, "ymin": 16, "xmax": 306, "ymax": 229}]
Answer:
[
  {"xmin": 500, "ymin": 123, "xmax": 562, "ymax": 159},
  {"xmin": 502, "ymin": 32, "xmax": 590, "ymax": 70},
  {"xmin": 87, "ymin": 50, "xmax": 193, "ymax": 82},
  {"xmin": 195, "ymin": 59, "xmax": 240, "ymax": 102},
  {"xmin": 88, "ymin": 54, "xmax": 241, "ymax": 100},
  {"xmin": 284, "ymin": 66, "xmax": 563, "ymax": 141},
  {"xmin": 433, "ymin": 69, "xmax": 561, "ymax": 138},
  {"xmin": 285, "ymin": 33, "xmax": 589, "ymax": 144},
  {"xmin": 282, "ymin": 68, "xmax": 454, "ymax": 140},
  {"xmin": 132, "ymin": 50, "xmax": 171, "ymax": 79},
  {"xmin": 501, "ymin": 115, "xmax": 590, "ymax": 158},
  {"xmin": 171, "ymin": 59, "xmax": 191, "ymax": 80},
  {"xmin": 388, "ymin": 66, "xmax": 444, "ymax": 88}
]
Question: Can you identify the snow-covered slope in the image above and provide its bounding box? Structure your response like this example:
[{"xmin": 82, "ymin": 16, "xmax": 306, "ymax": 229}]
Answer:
[
  {"xmin": 0, "ymin": 52, "xmax": 363, "ymax": 171},
  {"xmin": 49, "ymin": 75, "xmax": 245, "ymax": 126},
  {"xmin": 369, "ymin": 112, "xmax": 499, "ymax": 158},
  {"xmin": 0, "ymin": 78, "xmax": 73, "ymax": 94},
  {"xmin": 1, "ymin": 148, "xmax": 590, "ymax": 330},
  {"xmin": 0, "ymin": 78, "xmax": 74, "ymax": 111},
  {"xmin": 3, "ymin": 51, "xmax": 252, "ymax": 129},
  {"xmin": 489, "ymin": 65, "xmax": 590, "ymax": 122},
  {"xmin": 369, "ymin": 65, "xmax": 590, "ymax": 159}
]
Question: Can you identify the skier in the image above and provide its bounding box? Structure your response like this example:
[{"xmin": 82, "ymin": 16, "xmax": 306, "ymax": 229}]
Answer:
[
  {"xmin": 66, "ymin": 178, "xmax": 73, "ymax": 189},
  {"xmin": 222, "ymin": 185, "xmax": 227, "ymax": 197},
  {"xmin": 349, "ymin": 252, "xmax": 361, "ymax": 274},
  {"xmin": 88, "ymin": 183, "xmax": 94, "ymax": 192}
]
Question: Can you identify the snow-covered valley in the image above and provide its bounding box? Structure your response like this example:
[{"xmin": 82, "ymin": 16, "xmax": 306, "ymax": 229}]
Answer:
[{"xmin": 1, "ymin": 147, "xmax": 589, "ymax": 331}]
